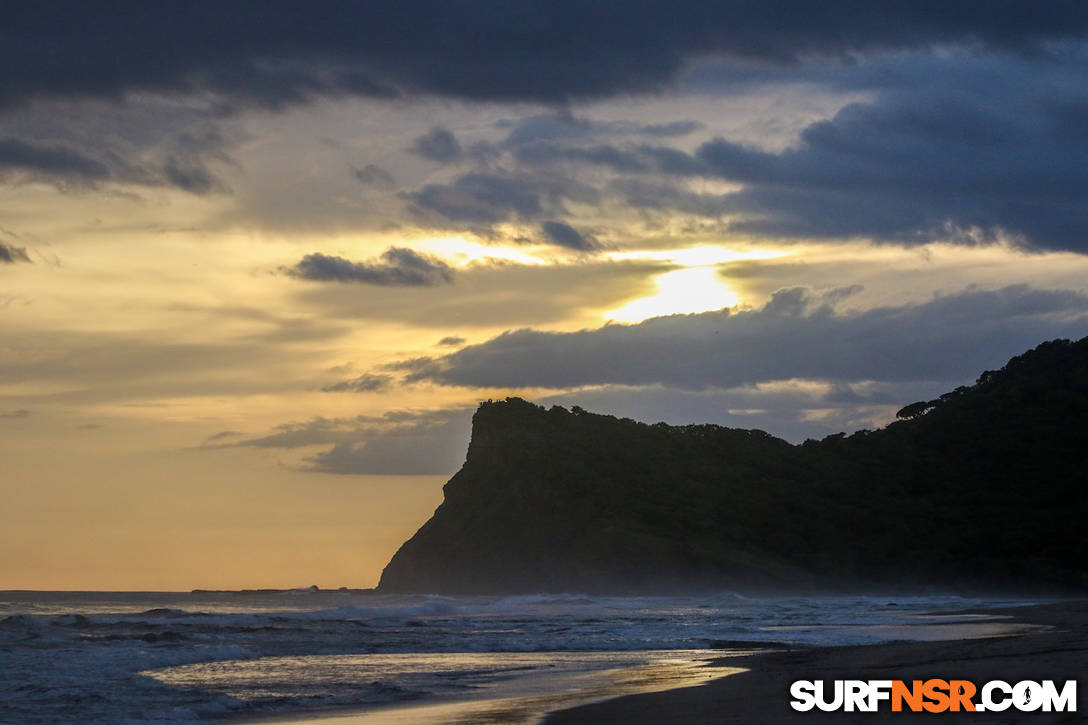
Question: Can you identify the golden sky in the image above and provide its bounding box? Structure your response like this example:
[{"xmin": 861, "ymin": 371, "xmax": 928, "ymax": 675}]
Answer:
[{"xmin": 3, "ymin": 8, "xmax": 1088, "ymax": 589}]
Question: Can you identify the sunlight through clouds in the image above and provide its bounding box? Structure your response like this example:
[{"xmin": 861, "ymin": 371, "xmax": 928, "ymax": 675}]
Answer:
[
  {"xmin": 603, "ymin": 247, "xmax": 786, "ymax": 322},
  {"xmin": 606, "ymin": 266, "xmax": 741, "ymax": 322},
  {"xmin": 605, "ymin": 246, "xmax": 788, "ymax": 266},
  {"xmin": 411, "ymin": 235, "xmax": 549, "ymax": 266}
]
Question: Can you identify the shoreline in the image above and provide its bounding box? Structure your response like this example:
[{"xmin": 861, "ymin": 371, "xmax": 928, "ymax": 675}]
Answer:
[
  {"xmin": 221, "ymin": 648, "xmax": 752, "ymax": 725},
  {"xmin": 544, "ymin": 600, "xmax": 1088, "ymax": 724},
  {"xmin": 223, "ymin": 600, "xmax": 1075, "ymax": 725}
]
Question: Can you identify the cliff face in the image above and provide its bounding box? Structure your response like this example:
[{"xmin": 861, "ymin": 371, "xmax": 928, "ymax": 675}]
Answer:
[{"xmin": 378, "ymin": 338, "xmax": 1088, "ymax": 594}]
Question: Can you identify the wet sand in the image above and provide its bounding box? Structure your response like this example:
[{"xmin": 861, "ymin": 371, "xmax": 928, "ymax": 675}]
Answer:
[
  {"xmin": 544, "ymin": 600, "xmax": 1088, "ymax": 724},
  {"xmin": 237, "ymin": 602, "xmax": 1081, "ymax": 725},
  {"xmin": 229, "ymin": 652, "xmax": 749, "ymax": 725}
]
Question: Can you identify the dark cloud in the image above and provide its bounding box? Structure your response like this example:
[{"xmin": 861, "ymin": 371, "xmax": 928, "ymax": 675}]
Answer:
[
  {"xmin": 500, "ymin": 114, "xmax": 705, "ymax": 174},
  {"xmin": 225, "ymin": 408, "xmax": 472, "ymax": 475},
  {"xmin": 0, "ymin": 109, "xmax": 230, "ymax": 193},
  {"xmin": 0, "ymin": 241, "xmax": 31, "ymax": 264},
  {"xmin": 284, "ymin": 247, "xmax": 453, "ymax": 286},
  {"xmin": 163, "ymin": 157, "xmax": 223, "ymax": 194},
  {"xmin": 204, "ymin": 430, "xmax": 243, "ymax": 442},
  {"xmin": 540, "ymin": 221, "xmax": 599, "ymax": 251},
  {"xmin": 0, "ymin": 408, "xmax": 31, "ymax": 419},
  {"xmin": 512, "ymin": 142, "xmax": 651, "ymax": 173},
  {"xmin": 409, "ymin": 174, "xmax": 541, "ymax": 225},
  {"xmin": 688, "ymin": 77, "xmax": 1088, "ymax": 251},
  {"xmin": 637, "ymin": 144, "xmax": 710, "ymax": 176},
  {"xmin": 437, "ymin": 336, "xmax": 466, "ymax": 346},
  {"xmin": 640, "ymin": 121, "xmax": 703, "ymax": 137},
  {"xmin": 410, "ymin": 127, "xmax": 463, "ymax": 163},
  {"xmin": 501, "ymin": 54, "xmax": 1088, "ymax": 253},
  {"xmin": 608, "ymin": 178, "xmax": 729, "ymax": 217},
  {"xmin": 499, "ymin": 113, "xmax": 703, "ymax": 148},
  {"xmin": 392, "ymin": 285, "xmax": 1088, "ymax": 390},
  {"xmin": 682, "ymin": 45, "xmax": 1088, "ymax": 98},
  {"xmin": 407, "ymin": 172, "xmax": 598, "ymax": 225},
  {"xmin": 0, "ymin": 137, "xmax": 110, "ymax": 182},
  {"xmin": 320, "ymin": 373, "xmax": 393, "ymax": 393},
  {"xmin": 353, "ymin": 164, "xmax": 396, "ymax": 188},
  {"xmin": 511, "ymin": 138, "xmax": 710, "ymax": 177},
  {"xmin": 7, "ymin": 4, "xmax": 1086, "ymax": 109}
]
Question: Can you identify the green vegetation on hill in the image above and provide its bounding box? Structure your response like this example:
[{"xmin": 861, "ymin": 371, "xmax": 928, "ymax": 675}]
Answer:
[{"xmin": 378, "ymin": 338, "xmax": 1088, "ymax": 593}]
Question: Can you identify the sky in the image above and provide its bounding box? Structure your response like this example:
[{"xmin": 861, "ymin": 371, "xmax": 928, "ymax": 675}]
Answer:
[{"xmin": 3, "ymin": 2, "xmax": 1088, "ymax": 590}]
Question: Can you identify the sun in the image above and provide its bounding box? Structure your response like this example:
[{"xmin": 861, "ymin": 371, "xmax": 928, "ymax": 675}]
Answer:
[
  {"xmin": 607, "ymin": 266, "xmax": 741, "ymax": 322},
  {"xmin": 605, "ymin": 246, "xmax": 786, "ymax": 322}
]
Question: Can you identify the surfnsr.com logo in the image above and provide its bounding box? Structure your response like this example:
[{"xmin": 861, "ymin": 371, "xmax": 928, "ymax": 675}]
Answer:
[{"xmin": 790, "ymin": 679, "xmax": 1077, "ymax": 713}]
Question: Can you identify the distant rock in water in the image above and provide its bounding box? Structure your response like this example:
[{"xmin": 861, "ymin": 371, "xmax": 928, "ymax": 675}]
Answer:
[{"xmin": 378, "ymin": 338, "xmax": 1088, "ymax": 594}]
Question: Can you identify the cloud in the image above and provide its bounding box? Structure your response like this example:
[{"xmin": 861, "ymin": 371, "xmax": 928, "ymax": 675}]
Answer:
[
  {"xmin": 607, "ymin": 178, "xmax": 729, "ymax": 217},
  {"xmin": 204, "ymin": 430, "xmax": 243, "ymax": 442},
  {"xmin": 410, "ymin": 127, "xmax": 463, "ymax": 163},
  {"xmin": 540, "ymin": 220, "xmax": 598, "ymax": 251},
  {"xmin": 437, "ymin": 336, "xmax": 466, "ymax": 346},
  {"xmin": 320, "ymin": 373, "xmax": 393, "ymax": 393},
  {"xmin": 6, "ymin": 15, "xmax": 1085, "ymax": 245},
  {"xmin": 0, "ymin": 137, "xmax": 109, "ymax": 182},
  {"xmin": 688, "ymin": 75, "xmax": 1088, "ymax": 251},
  {"xmin": 225, "ymin": 408, "xmax": 473, "ymax": 475},
  {"xmin": 508, "ymin": 137, "xmax": 715, "ymax": 177},
  {"xmin": 6, "ymin": 5, "xmax": 1086, "ymax": 109},
  {"xmin": 501, "ymin": 114, "xmax": 706, "ymax": 174},
  {"xmin": 284, "ymin": 247, "xmax": 453, "ymax": 286},
  {"xmin": 0, "ymin": 103, "xmax": 232, "ymax": 193},
  {"xmin": 512, "ymin": 142, "xmax": 651, "ymax": 173},
  {"xmin": 163, "ymin": 156, "xmax": 224, "ymax": 194},
  {"xmin": 499, "ymin": 113, "xmax": 703, "ymax": 147},
  {"xmin": 494, "ymin": 52, "xmax": 1088, "ymax": 254},
  {"xmin": 0, "ymin": 241, "xmax": 30, "ymax": 264},
  {"xmin": 407, "ymin": 171, "xmax": 599, "ymax": 225},
  {"xmin": 0, "ymin": 409, "xmax": 31, "ymax": 419},
  {"xmin": 392, "ymin": 285, "xmax": 1088, "ymax": 390},
  {"xmin": 640, "ymin": 121, "xmax": 703, "ymax": 137},
  {"xmin": 409, "ymin": 174, "xmax": 540, "ymax": 224},
  {"xmin": 352, "ymin": 164, "xmax": 396, "ymax": 188}
]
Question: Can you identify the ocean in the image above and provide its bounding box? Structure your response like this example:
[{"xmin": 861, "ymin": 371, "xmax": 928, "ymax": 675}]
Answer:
[{"xmin": 0, "ymin": 590, "xmax": 1039, "ymax": 724}]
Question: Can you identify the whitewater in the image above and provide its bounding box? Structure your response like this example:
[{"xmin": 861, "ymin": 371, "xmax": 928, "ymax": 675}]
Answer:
[{"xmin": 0, "ymin": 590, "xmax": 1038, "ymax": 724}]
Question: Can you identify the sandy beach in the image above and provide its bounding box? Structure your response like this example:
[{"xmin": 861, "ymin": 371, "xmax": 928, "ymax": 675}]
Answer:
[{"xmin": 545, "ymin": 600, "xmax": 1088, "ymax": 724}]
